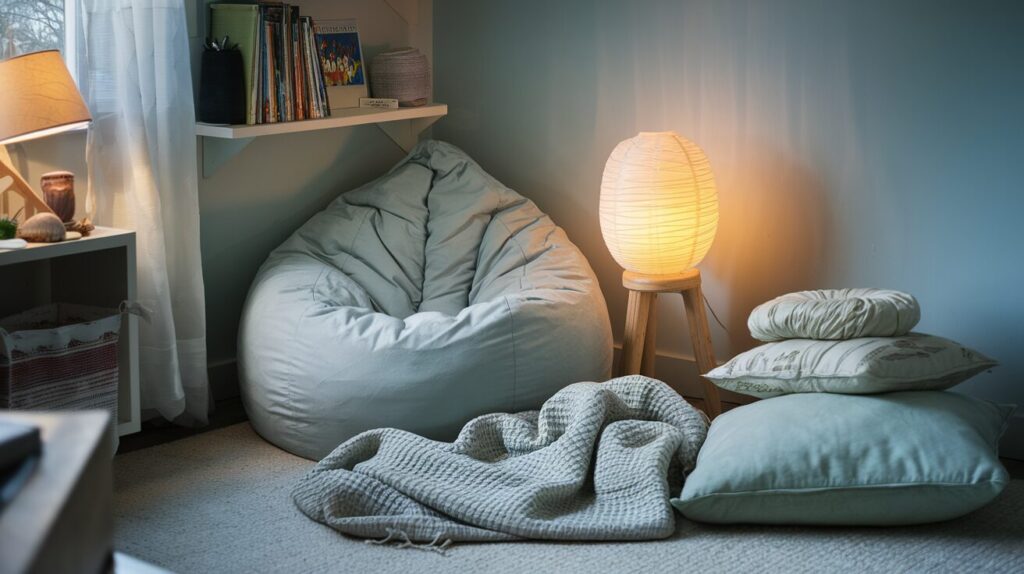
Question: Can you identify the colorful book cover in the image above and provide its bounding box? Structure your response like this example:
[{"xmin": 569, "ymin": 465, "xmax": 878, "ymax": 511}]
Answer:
[{"xmin": 314, "ymin": 19, "xmax": 367, "ymax": 109}]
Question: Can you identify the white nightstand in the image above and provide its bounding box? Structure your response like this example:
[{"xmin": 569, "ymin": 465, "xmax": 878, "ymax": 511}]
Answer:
[{"xmin": 0, "ymin": 227, "xmax": 140, "ymax": 436}]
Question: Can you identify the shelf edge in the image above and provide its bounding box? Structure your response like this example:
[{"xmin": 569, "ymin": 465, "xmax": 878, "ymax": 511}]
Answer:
[{"xmin": 196, "ymin": 103, "xmax": 448, "ymax": 139}]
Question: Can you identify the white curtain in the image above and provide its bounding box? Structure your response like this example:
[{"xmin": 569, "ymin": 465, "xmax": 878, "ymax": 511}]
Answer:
[{"xmin": 74, "ymin": 0, "xmax": 209, "ymax": 424}]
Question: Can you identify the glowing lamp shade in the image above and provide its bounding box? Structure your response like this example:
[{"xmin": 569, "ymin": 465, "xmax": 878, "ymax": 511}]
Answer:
[
  {"xmin": 600, "ymin": 131, "xmax": 719, "ymax": 276},
  {"xmin": 0, "ymin": 50, "xmax": 91, "ymax": 145}
]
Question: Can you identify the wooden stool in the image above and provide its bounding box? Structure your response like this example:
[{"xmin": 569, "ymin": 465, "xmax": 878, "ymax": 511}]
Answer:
[{"xmin": 619, "ymin": 268, "xmax": 723, "ymax": 419}]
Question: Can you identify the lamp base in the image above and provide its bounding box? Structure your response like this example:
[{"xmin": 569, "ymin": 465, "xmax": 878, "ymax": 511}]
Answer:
[{"xmin": 620, "ymin": 268, "xmax": 723, "ymax": 419}]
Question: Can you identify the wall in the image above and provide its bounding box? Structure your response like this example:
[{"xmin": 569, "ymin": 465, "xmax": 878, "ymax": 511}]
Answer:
[
  {"xmin": 433, "ymin": 0, "xmax": 1024, "ymax": 457},
  {"xmin": 195, "ymin": 0, "xmax": 428, "ymax": 394}
]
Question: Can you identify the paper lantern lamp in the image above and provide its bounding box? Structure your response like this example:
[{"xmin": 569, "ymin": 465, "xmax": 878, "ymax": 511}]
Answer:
[
  {"xmin": 600, "ymin": 131, "xmax": 723, "ymax": 419},
  {"xmin": 599, "ymin": 131, "xmax": 718, "ymax": 276}
]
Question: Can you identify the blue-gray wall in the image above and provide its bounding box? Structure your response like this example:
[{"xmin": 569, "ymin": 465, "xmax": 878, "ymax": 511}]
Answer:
[{"xmin": 433, "ymin": 0, "xmax": 1024, "ymax": 456}]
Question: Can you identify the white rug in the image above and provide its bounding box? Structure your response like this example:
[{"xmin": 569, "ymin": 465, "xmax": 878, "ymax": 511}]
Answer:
[{"xmin": 113, "ymin": 423, "xmax": 1024, "ymax": 574}]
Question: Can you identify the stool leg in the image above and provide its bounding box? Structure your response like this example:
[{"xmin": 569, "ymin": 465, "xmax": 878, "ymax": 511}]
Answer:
[
  {"xmin": 681, "ymin": 284, "xmax": 723, "ymax": 419},
  {"xmin": 621, "ymin": 290, "xmax": 655, "ymax": 376},
  {"xmin": 640, "ymin": 295, "xmax": 657, "ymax": 377}
]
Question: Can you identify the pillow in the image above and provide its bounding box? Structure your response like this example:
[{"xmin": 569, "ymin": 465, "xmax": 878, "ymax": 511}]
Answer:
[
  {"xmin": 673, "ymin": 392, "xmax": 1013, "ymax": 525},
  {"xmin": 748, "ymin": 288, "xmax": 920, "ymax": 342},
  {"xmin": 704, "ymin": 333, "xmax": 996, "ymax": 398}
]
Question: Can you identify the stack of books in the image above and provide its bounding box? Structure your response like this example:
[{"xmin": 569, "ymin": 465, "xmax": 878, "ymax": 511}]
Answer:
[{"xmin": 210, "ymin": 2, "xmax": 331, "ymax": 125}]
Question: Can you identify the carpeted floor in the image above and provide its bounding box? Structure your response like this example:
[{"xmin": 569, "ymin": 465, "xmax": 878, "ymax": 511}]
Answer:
[{"xmin": 113, "ymin": 423, "xmax": 1024, "ymax": 574}]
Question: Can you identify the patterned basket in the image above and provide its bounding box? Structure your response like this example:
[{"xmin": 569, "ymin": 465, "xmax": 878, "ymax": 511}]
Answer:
[{"xmin": 0, "ymin": 304, "xmax": 121, "ymax": 425}]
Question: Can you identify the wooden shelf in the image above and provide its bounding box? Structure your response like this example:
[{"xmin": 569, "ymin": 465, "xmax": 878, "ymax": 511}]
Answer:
[
  {"xmin": 0, "ymin": 226, "xmax": 134, "ymax": 265},
  {"xmin": 0, "ymin": 227, "xmax": 141, "ymax": 438},
  {"xmin": 196, "ymin": 103, "xmax": 446, "ymax": 177},
  {"xmin": 195, "ymin": 103, "xmax": 447, "ymax": 139}
]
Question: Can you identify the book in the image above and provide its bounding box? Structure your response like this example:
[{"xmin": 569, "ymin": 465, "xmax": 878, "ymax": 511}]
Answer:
[
  {"xmin": 299, "ymin": 17, "xmax": 316, "ymax": 118},
  {"xmin": 209, "ymin": 4, "xmax": 260, "ymax": 125},
  {"xmin": 262, "ymin": 17, "xmax": 276, "ymax": 122},
  {"xmin": 290, "ymin": 5, "xmax": 304, "ymax": 120},
  {"xmin": 281, "ymin": 4, "xmax": 294, "ymax": 122},
  {"xmin": 260, "ymin": 3, "xmax": 285, "ymax": 123},
  {"xmin": 301, "ymin": 16, "xmax": 329, "ymax": 118},
  {"xmin": 314, "ymin": 19, "xmax": 368, "ymax": 110},
  {"xmin": 209, "ymin": 4, "xmax": 333, "ymax": 123}
]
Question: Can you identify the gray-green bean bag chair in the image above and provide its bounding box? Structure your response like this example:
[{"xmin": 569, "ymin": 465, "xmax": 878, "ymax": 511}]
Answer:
[{"xmin": 238, "ymin": 141, "xmax": 613, "ymax": 460}]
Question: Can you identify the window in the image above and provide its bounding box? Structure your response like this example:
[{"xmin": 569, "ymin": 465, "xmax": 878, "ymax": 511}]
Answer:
[{"xmin": 0, "ymin": 0, "xmax": 65, "ymax": 58}]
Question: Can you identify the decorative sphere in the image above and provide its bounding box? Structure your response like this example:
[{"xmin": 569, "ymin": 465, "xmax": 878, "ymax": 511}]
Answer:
[{"xmin": 599, "ymin": 131, "xmax": 719, "ymax": 275}]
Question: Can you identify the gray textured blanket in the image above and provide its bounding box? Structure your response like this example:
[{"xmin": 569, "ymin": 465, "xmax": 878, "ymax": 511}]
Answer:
[{"xmin": 292, "ymin": 376, "xmax": 708, "ymax": 542}]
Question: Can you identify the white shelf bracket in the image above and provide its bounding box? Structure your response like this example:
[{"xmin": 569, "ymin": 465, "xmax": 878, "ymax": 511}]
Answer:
[
  {"xmin": 377, "ymin": 116, "xmax": 442, "ymax": 153},
  {"xmin": 201, "ymin": 136, "xmax": 255, "ymax": 178}
]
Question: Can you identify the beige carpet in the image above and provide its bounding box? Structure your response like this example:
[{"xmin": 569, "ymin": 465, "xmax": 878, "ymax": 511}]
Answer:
[{"xmin": 113, "ymin": 423, "xmax": 1024, "ymax": 574}]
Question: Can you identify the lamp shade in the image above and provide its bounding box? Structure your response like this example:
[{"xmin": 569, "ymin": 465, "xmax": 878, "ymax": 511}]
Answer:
[
  {"xmin": 0, "ymin": 50, "xmax": 91, "ymax": 145},
  {"xmin": 600, "ymin": 131, "xmax": 718, "ymax": 275}
]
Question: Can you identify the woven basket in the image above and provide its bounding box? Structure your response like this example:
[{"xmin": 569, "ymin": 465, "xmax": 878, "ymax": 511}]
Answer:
[
  {"xmin": 0, "ymin": 304, "xmax": 121, "ymax": 425},
  {"xmin": 369, "ymin": 47, "xmax": 431, "ymax": 107}
]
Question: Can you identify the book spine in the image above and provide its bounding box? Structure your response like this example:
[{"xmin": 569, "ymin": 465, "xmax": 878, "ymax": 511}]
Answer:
[
  {"xmin": 249, "ymin": 12, "xmax": 260, "ymax": 125},
  {"xmin": 275, "ymin": 19, "xmax": 284, "ymax": 121},
  {"xmin": 291, "ymin": 6, "xmax": 303, "ymax": 120},
  {"xmin": 265, "ymin": 22, "xmax": 277, "ymax": 122},
  {"xmin": 259, "ymin": 17, "xmax": 268, "ymax": 123},
  {"xmin": 307, "ymin": 19, "xmax": 323, "ymax": 118},
  {"xmin": 302, "ymin": 18, "xmax": 318, "ymax": 119},
  {"xmin": 311, "ymin": 21, "xmax": 331, "ymax": 115},
  {"xmin": 282, "ymin": 4, "xmax": 293, "ymax": 122}
]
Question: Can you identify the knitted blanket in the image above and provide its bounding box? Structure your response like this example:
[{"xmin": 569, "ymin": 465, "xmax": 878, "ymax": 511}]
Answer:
[{"xmin": 292, "ymin": 376, "xmax": 708, "ymax": 543}]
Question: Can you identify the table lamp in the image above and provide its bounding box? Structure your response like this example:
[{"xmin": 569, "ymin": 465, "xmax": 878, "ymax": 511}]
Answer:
[
  {"xmin": 0, "ymin": 50, "xmax": 92, "ymax": 225},
  {"xmin": 599, "ymin": 131, "xmax": 723, "ymax": 417}
]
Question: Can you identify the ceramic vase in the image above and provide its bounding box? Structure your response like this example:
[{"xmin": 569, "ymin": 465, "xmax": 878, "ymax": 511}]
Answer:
[{"xmin": 41, "ymin": 171, "xmax": 75, "ymax": 223}]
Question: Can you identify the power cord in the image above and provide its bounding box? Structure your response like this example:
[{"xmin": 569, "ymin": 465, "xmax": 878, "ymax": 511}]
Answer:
[{"xmin": 703, "ymin": 293, "xmax": 733, "ymax": 339}]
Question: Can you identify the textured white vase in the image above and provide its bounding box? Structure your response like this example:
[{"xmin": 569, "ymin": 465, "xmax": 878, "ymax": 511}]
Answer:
[
  {"xmin": 369, "ymin": 47, "xmax": 430, "ymax": 107},
  {"xmin": 600, "ymin": 131, "xmax": 719, "ymax": 275}
]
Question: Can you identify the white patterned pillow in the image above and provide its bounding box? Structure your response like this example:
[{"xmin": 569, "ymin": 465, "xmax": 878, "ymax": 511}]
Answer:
[
  {"xmin": 705, "ymin": 333, "xmax": 996, "ymax": 398},
  {"xmin": 748, "ymin": 288, "xmax": 920, "ymax": 342}
]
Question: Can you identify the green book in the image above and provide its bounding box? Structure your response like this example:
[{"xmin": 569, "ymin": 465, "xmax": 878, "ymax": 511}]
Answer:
[{"xmin": 210, "ymin": 4, "xmax": 261, "ymax": 125}]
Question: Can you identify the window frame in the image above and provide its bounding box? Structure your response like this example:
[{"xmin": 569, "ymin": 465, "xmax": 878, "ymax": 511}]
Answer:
[{"xmin": 62, "ymin": 0, "xmax": 77, "ymax": 80}]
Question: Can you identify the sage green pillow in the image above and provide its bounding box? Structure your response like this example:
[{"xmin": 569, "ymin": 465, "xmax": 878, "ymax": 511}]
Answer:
[
  {"xmin": 703, "ymin": 333, "xmax": 996, "ymax": 398},
  {"xmin": 673, "ymin": 392, "xmax": 1013, "ymax": 525}
]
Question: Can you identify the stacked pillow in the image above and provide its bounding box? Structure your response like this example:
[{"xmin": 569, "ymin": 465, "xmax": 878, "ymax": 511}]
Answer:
[
  {"xmin": 708, "ymin": 288, "xmax": 995, "ymax": 397},
  {"xmin": 672, "ymin": 288, "xmax": 1013, "ymax": 526}
]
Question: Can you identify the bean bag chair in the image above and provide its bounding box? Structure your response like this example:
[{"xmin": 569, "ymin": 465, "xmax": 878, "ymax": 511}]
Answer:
[{"xmin": 239, "ymin": 141, "xmax": 613, "ymax": 460}]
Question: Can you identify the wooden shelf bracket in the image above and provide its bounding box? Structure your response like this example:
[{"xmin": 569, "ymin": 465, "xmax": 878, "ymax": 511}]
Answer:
[
  {"xmin": 376, "ymin": 115, "xmax": 443, "ymax": 153},
  {"xmin": 200, "ymin": 136, "xmax": 255, "ymax": 179}
]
